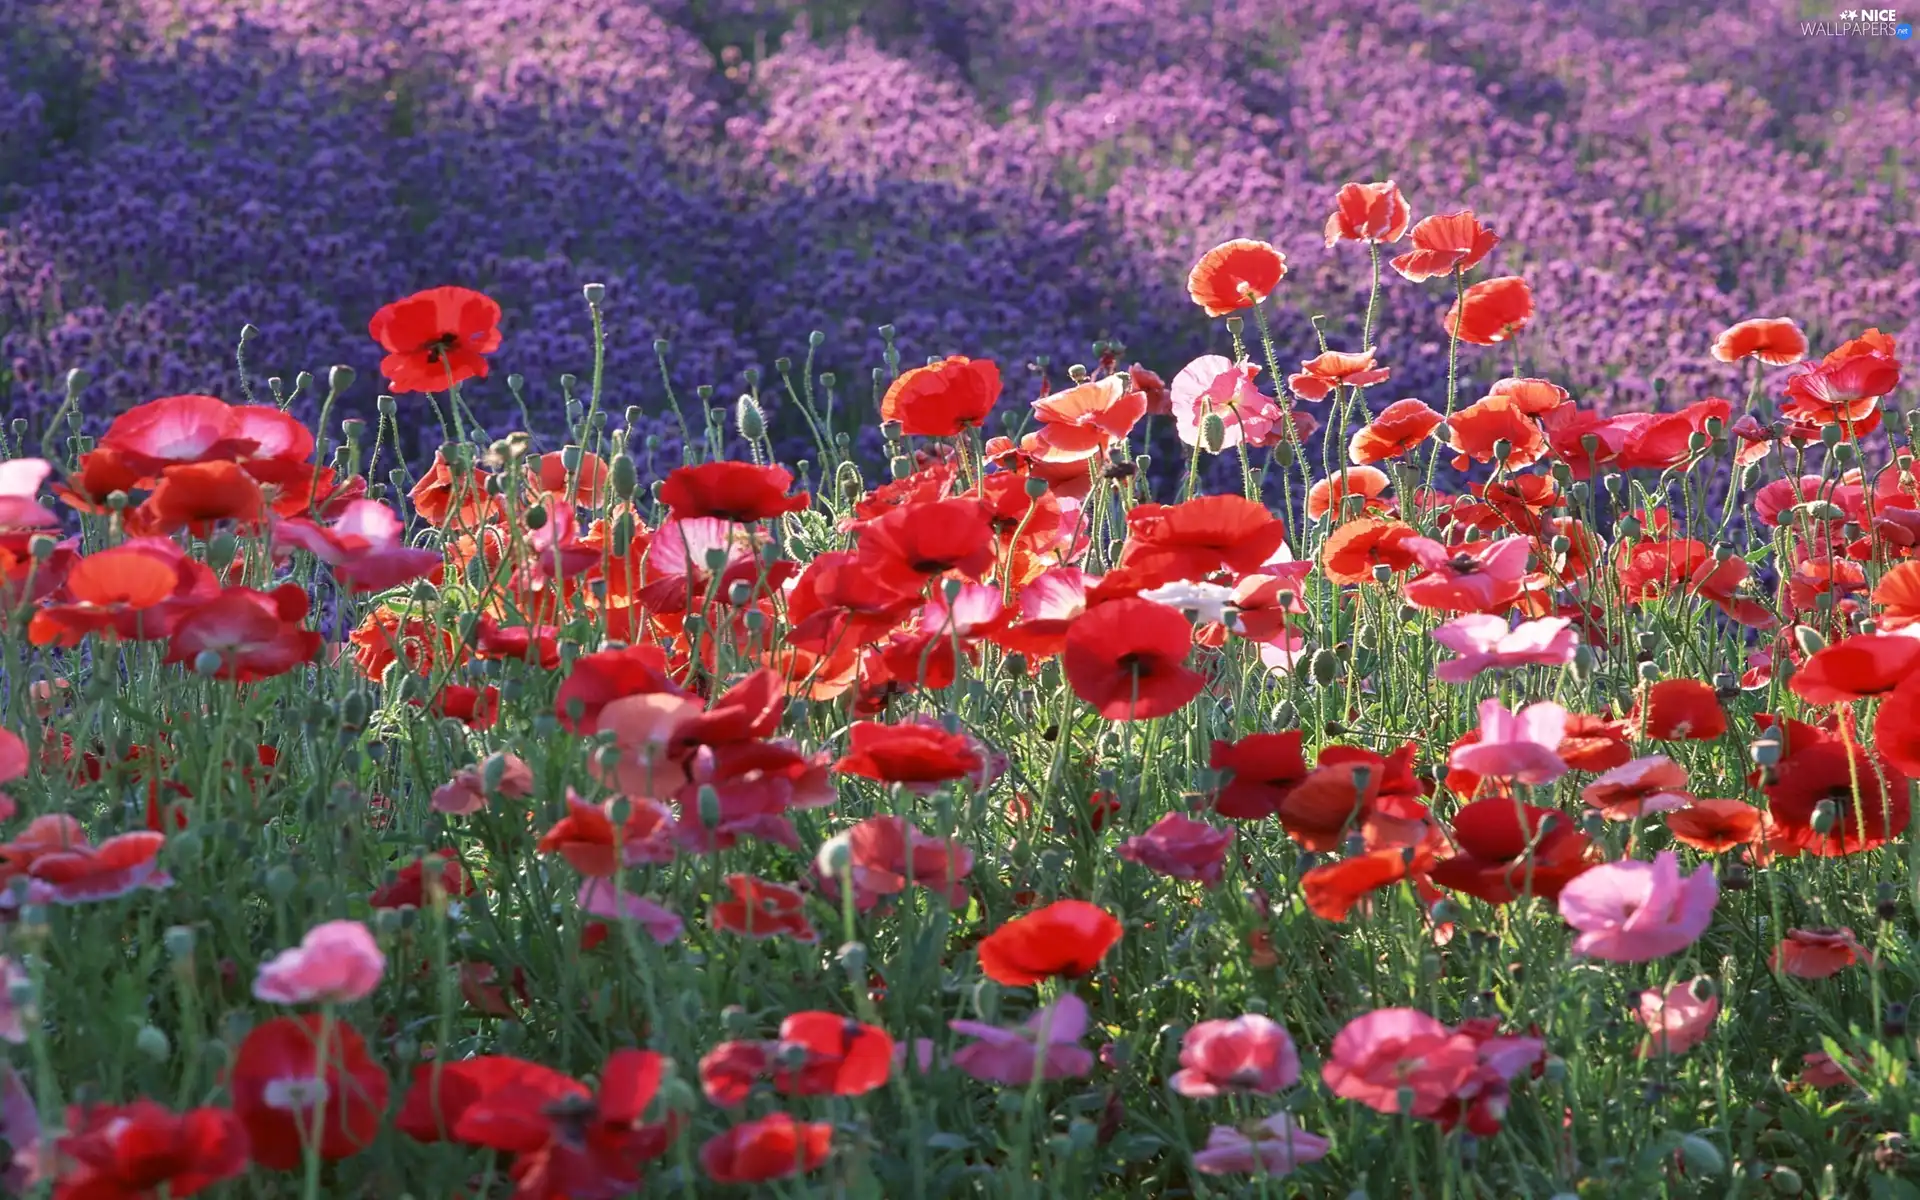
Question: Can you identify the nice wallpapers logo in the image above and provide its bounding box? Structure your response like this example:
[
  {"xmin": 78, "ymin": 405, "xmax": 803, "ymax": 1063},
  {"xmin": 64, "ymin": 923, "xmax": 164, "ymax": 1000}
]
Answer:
[{"xmin": 1801, "ymin": 7, "xmax": 1914, "ymax": 35}]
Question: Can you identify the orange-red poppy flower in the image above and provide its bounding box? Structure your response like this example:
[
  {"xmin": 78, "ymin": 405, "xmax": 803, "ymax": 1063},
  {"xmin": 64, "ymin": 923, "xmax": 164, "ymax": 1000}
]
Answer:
[
  {"xmin": 1665, "ymin": 799, "xmax": 1763, "ymax": 854},
  {"xmin": 1871, "ymin": 561, "xmax": 1920, "ymax": 631},
  {"xmin": 1028, "ymin": 375, "xmax": 1149, "ymax": 462},
  {"xmin": 1789, "ymin": 634, "xmax": 1920, "ymax": 705},
  {"xmin": 1634, "ymin": 679, "xmax": 1726, "ymax": 741},
  {"xmin": 1390, "ymin": 211, "xmax": 1499, "ymax": 281},
  {"xmin": 1307, "ymin": 466, "xmax": 1392, "ymax": 521},
  {"xmin": 1487, "ymin": 376, "xmax": 1567, "ymax": 415},
  {"xmin": 659, "ymin": 462, "xmax": 810, "ymax": 522},
  {"xmin": 369, "ymin": 286, "xmax": 503, "ymax": 395},
  {"xmin": 1288, "ymin": 349, "xmax": 1391, "ymax": 402},
  {"xmin": 1186, "ymin": 239, "xmax": 1288, "ymax": 317},
  {"xmin": 1446, "ymin": 394, "xmax": 1546, "ymax": 470},
  {"xmin": 1443, "ymin": 276, "xmax": 1534, "ymax": 345},
  {"xmin": 1348, "ymin": 398, "xmax": 1442, "ymax": 464},
  {"xmin": 1711, "ymin": 318, "xmax": 1808, "ymax": 366},
  {"xmin": 880, "ymin": 355, "xmax": 1002, "ymax": 438},
  {"xmin": 1321, "ymin": 517, "xmax": 1422, "ymax": 586},
  {"xmin": 1324, "ymin": 181, "xmax": 1411, "ymax": 246},
  {"xmin": 1771, "ymin": 927, "xmax": 1870, "ymax": 978},
  {"xmin": 976, "ymin": 899, "xmax": 1121, "ymax": 986}
]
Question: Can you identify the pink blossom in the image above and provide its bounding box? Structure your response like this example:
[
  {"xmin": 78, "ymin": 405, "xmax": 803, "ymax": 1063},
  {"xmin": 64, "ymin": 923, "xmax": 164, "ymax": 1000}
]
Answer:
[
  {"xmin": 1636, "ymin": 980, "xmax": 1719, "ymax": 1057},
  {"xmin": 814, "ymin": 816, "xmax": 975, "ymax": 911},
  {"xmin": 576, "ymin": 880, "xmax": 684, "ymax": 945},
  {"xmin": 1321, "ymin": 1009, "xmax": 1479, "ymax": 1118},
  {"xmin": 1170, "ymin": 1015, "xmax": 1300, "ymax": 1097},
  {"xmin": 1170, "ymin": 356, "xmax": 1282, "ymax": 451},
  {"xmin": 0, "ymin": 460, "xmax": 57, "ymax": 530},
  {"xmin": 1431, "ymin": 614, "xmax": 1577, "ymax": 683},
  {"xmin": 1557, "ymin": 851, "xmax": 1718, "ymax": 962},
  {"xmin": 253, "ymin": 919, "xmax": 386, "ymax": 1005},
  {"xmin": 1402, "ymin": 536, "xmax": 1531, "ymax": 612},
  {"xmin": 949, "ymin": 994, "xmax": 1095, "ymax": 1086},
  {"xmin": 431, "ymin": 751, "xmax": 535, "ymax": 815},
  {"xmin": 1191, "ymin": 1113, "xmax": 1331, "ymax": 1176},
  {"xmin": 271, "ymin": 499, "xmax": 443, "ymax": 592},
  {"xmin": 1448, "ymin": 698, "xmax": 1568, "ymax": 785},
  {"xmin": 1115, "ymin": 813, "xmax": 1234, "ymax": 888},
  {"xmin": 1581, "ymin": 755, "xmax": 1692, "ymax": 821}
]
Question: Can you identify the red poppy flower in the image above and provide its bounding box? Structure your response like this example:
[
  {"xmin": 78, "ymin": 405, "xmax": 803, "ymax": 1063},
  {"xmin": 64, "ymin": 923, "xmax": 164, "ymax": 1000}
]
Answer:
[
  {"xmin": 659, "ymin": 462, "xmax": 810, "ymax": 522},
  {"xmin": 370, "ymin": 850, "xmax": 473, "ymax": 909},
  {"xmin": 162, "ymin": 584, "xmax": 321, "ymax": 682},
  {"xmin": 423, "ymin": 683, "xmax": 500, "ymax": 729},
  {"xmin": 1063, "ymin": 599, "xmax": 1205, "ymax": 720},
  {"xmin": 1635, "ymin": 679, "xmax": 1727, "ymax": 741},
  {"xmin": 1871, "ymin": 561, "xmax": 1920, "ymax": 631},
  {"xmin": 1789, "ymin": 635, "xmax": 1920, "ymax": 705},
  {"xmin": 27, "ymin": 543, "xmax": 187, "ymax": 647},
  {"xmin": 1029, "ymin": 376, "xmax": 1149, "ymax": 462},
  {"xmin": 880, "ymin": 356, "xmax": 1001, "ymax": 437},
  {"xmin": 1390, "ymin": 211, "xmax": 1499, "ymax": 281},
  {"xmin": 1324, "ymin": 181, "xmax": 1411, "ymax": 246},
  {"xmin": 700, "ymin": 1113, "xmax": 832, "ymax": 1185},
  {"xmin": 368, "ymin": 286, "xmax": 503, "ymax": 395},
  {"xmin": 396, "ymin": 1055, "xmax": 576, "ymax": 1144},
  {"xmin": 710, "ymin": 874, "xmax": 816, "ymax": 942},
  {"xmin": 407, "ymin": 450, "xmax": 491, "ymax": 528},
  {"xmin": 1446, "ymin": 394, "xmax": 1546, "ymax": 470},
  {"xmin": 1664, "ymin": 799, "xmax": 1763, "ymax": 854},
  {"xmin": 855, "ymin": 497, "xmax": 996, "ymax": 582},
  {"xmin": 229, "ymin": 1015, "xmax": 389, "ymax": 1170},
  {"xmin": 1302, "ymin": 848, "xmax": 1420, "ymax": 921},
  {"xmin": 1771, "ymin": 927, "xmax": 1870, "ymax": 979},
  {"xmin": 554, "ymin": 644, "xmax": 682, "ymax": 734},
  {"xmin": 1443, "ymin": 276, "xmax": 1534, "ymax": 345},
  {"xmin": 1187, "ymin": 239, "xmax": 1288, "ymax": 317},
  {"xmin": 133, "ymin": 461, "xmax": 267, "ymax": 536},
  {"xmin": 768, "ymin": 1012, "xmax": 895, "ymax": 1098},
  {"xmin": 1349, "ymin": 398, "xmax": 1443, "ymax": 465},
  {"xmin": 1782, "ymin": 352, "xmax": 1899, "ymax": 426},
  {"xmin": 54, "ymin": 1099, "xmax": 248, "ymax": 1198},
  {"xmin": 1321, "ymin": 517, "xmax": 1423, "ymax": 586},
  {"xmin": 976, "ymin": 898, "xmax": 1122, "ymax": 986},
  {"xmin": 1760, "ymin": 725, "xmax": 1909, "ymax": 856},
  {"xmin": 1875, "ymin": 674, "xmax": 1920, "ymax": 777},
  {"xmin": 1428, "ymin": 797, "xmax": 1594, "ymax": 904},
  {"xmin": 1711, "ymin": 318, "xmax": 1808, "ymax": 367},
  {"xmin": 1117, "ymin": 495, "xmax": 1289, "ymax": 583},
  {"xmin": 832, "ymin": 720, "xmax": 985, "ymax": 786}
]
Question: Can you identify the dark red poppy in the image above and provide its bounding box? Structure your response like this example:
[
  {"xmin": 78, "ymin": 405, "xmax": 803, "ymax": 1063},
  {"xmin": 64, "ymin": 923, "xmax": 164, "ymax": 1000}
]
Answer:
[
  {"xmin": 880, "ymin": 356, "xmax": 1001, "ymax": 437},
  {"xmin": 1443, "ymin": 276, "xmax": 1534, "ymax": 345},
  {"xmin": 1186, "ymin": 239, "xmax": 1288, "ymax": 317},
  {"xmin": 1207, "ymin": 733, "xmax": 1308, "ymax": 819},
  {"xmin": 554, "ymin": 644, "xmax": 683, "ymax": 735},
  {"xmin": 710, "ymin": 874, "xmax": 816, "ymax": 942},
  {"xmin": 700, "ymin": 1113, "xmax": 832, "ymax": 1185},
  {"xmin": 370, "ymin": 850, "xmax": 473, "ymax": 909},
  {"xmin": 1428, "ymin": 797, "xmax": 1594, "ymax": 904},
  {"xmin": 1635, "ymin": 679, "xmax": 1727, "ymax": 741},
  {"xmin": 54, "ymin": 1099, "xmax": 248, "ymax": 1198},
  {"xmin": 368, "ymin": 286, "xmax": 503, "ymax": 395},
  {"xmin": 659, "ymin": 462, "xmax": 811, "ymax": 522},
  {"xmin": 832, "ymin": 720, "xmax": 984, "ymax": 786},
  {"xmin": 1063, "ymin": 599, "xmax": 1205, "ymax": 720},
  {"xmin": 975, "ymin": 898, "xmax": 1122, "ymax": 986},
  {"xmin": 1790, "ymin": 635, "xmax": 1920, "ymax": 706},
  {"xmin": 1760, "ymin": 726, "xmax": 1908, "ymax": 856},
  {"xmin": 229, "ymin": 1015, "xmax": 389, "ymax": 1170}
]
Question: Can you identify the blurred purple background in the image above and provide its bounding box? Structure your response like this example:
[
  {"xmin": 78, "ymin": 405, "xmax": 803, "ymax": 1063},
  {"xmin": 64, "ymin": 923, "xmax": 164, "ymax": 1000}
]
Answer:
[{"xmin": 1, "ymin": 0, "xmax": 1915, "ymax": 458}]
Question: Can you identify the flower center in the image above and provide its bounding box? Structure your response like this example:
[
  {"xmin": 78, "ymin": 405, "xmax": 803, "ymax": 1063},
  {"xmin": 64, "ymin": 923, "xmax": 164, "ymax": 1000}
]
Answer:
[{"xmin": 264, "ymin": 1075, "xmax": 331, "ymax": 1111}]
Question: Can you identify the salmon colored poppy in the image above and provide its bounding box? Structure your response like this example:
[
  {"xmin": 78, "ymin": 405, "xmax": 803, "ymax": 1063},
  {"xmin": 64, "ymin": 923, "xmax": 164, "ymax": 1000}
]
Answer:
[
  {"xmin": 1446, "ymin": 395, "xmax": 1547, "ymax": 470},
  {"xmin": 1187, "ymin": 239, "xmax": 1288, "ymax": 317},
  {"xmin": 975, "ymin": 898, "xmax": 1121, "ymax": 986},
  {"xmin": 1771, "ymin": 927, "xmax": 1870, "ymax": 978},
  {"xmin": 163, "ymin": 584, "xmax": 321, "ymax": 682},
  {"xmin": 1288, "ymin": 350, "xmax": 1391, "ymax": 402},
  {"xmin": 1712, "ymin": 318, "xmax": 1808, "ymax": 366},
  {"xmin": 880, "ymin": 356, "xmax": 1001, "ymax": 437},
  {"xmin": 659, "ymin": 462, "xmax": 810, "ymax": 522},
  {"xmin": 1029, "ymin": 376, "xmax": 1149, "ymax": 462},
  {"xmin": 1665, "ymin": 799, "xmax": 1763, "ymax": 854},
  {"xmin": 1349, "ymin": 398, "xmax": 1443, "ymax": 464},
  {"xmin": 1302, "ymin": 848, "xmax": 1418, "ymax": 921},
  {"xmin": 1321, "ymin": 517, "xmax": 1423, "ymax": 586},
  {"xmin": 26, "ymin": 543, "xmax": 185, "ymax": 647},
  {"xmin": 1390, "ymin": 211, "xmax": 1499, "ymax": 281},
  {"xmin": 1580, "ymin": 755, "xmax": 1692, "ymax": 820},
  {"xmin": 369, "ymin": 285, "xmax": 503, "ymax": 394},
  {"xmin": 1488, "ymin": 376, "xmax": 1568, "ymax": 415},
  {"xmin": 1870, "ymin": 561, "xmax": 1920, "ymax": 630},
  {"xmin": 1443, "ymin": 276, "xmax": 1534, "ymax": 345},
  {"xmin": 1062, "ymin": 599, "xmax": 1205, "ymax": 720},
  {"xmin": 1324, "ymin": 181, "xmax": 1411, "ymax": 246},
  {"xmin": 1789, "ymin": 634, "xmax": 1920, "ymax": 705},
  {"xmin": 1635, "ymin": 679, "xmax": 1726, "ymax": 741},
  {"xmin": 1307, "ymin": 466, "xmax": 1392, "ymax": 521}
]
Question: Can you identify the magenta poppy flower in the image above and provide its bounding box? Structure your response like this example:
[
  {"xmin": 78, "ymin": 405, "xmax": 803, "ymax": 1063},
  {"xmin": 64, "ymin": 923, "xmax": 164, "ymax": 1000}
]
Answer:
[
  {"xmin": 1115, "ymin": 813, "xmax": 1234, "ymax": 888},
  {"xmin": 1557, "ymin": 852, "xmax": 1718, "ymax": 962},
  {"xmin": 1191, "ymin": 1113, "xmax": 1330, "ymax": 1176},
  {"xmin": 1431, "ymin": 614, "xmax": 1577, "ymax": 683},
  {"xmin": 949, "ymin": 994, "xmax": 1095, "ymax": 1086}
]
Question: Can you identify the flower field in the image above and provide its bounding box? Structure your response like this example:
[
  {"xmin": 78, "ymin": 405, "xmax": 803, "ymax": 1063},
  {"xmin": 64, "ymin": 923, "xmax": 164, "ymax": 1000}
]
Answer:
[{"xmin": 2, "ymin": 2, "xmax": 1920, "ymax": 1198}]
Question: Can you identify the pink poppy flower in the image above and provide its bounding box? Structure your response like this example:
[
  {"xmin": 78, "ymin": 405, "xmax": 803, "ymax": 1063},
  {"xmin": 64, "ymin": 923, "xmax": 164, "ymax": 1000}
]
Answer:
[
  {"xmin": 1401, "ymin": 536, "xmax": 1531, "ymax": 613},
  {"xmin": 1170, "ymin": 1015, "xmax": 1301, "ymax": 1097},
  {"xmin": 595, "ymin": 692, "xmax": 703, "ymax": 799},
  {"xmin": 431, "ymin": 751, "xmax": 535, "ymax": 815},
  {"xmin": 1169, "ymin": 356, "xmax": 1282, "ymax": 451},
  {"xmin": 0, "ymin": 459, "xmax": 58, "ymax": 530},
  {"xmin": 814, "ymin": 816, "xmax": 975, "ymax": 911},
  {"xmin": 1799, "ymin": 1051, "xmax": 1859, "ymax": 1089},
  {"xmin": 1321, "ymin": 1009, "xmax": 1480, "ymax": 1117},
  {"xmin": 1115, "ymin": 813, "xmax": 1234, "ymax": 888},
  {"xmin": 1448, "ymin": 699, "xmax": 1568, "ymax": 785},
  {"xmin": 253, "ymin": 920, "xmax": 386, "ymax": 1005},
  {"xmin": 271, "ymin": 500, "xmax": 442, "ymax": 593},
  {"xmin": 1431, "ymin": 614, "xmax": 1577, "ymax": 682},
  {"xmin": 1191, "ymin": 1113, "xmax": 1330, "ymax": 1176},
  {"xmin": 1636, "ymin": 980, "xmax": 1719, "ymax": 1057},
  {"xmin": 1557, "ymin": 852, "xmax": 1718, "ymax": 962},
  {"xmin": 1581, "ymin": 756, "xmax": 1692, "ymax": 821},
  {"xmin": 949, "ymin": 994, "xmax": 1095, "ymax": 1086},
  {"xmin": 576, "ymin": 880, "xmax": 684, "ymax": 945}
]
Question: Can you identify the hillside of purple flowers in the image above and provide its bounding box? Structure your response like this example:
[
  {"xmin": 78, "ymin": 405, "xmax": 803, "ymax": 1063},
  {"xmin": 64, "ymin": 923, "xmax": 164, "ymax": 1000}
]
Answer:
[{"xmin": 1, "ymin": 0, "xmax": 1916, "ymax": 449}]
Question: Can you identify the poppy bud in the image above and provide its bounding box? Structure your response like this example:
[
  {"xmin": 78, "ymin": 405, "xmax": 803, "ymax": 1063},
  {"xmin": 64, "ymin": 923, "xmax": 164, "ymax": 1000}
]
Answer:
[
  {"xmin": 1068, "ymin": 363, "xmax": 1090, "ymax": 384},
  {"xmin": 1201, "ymin": 412, "xmax": 1228, "ymax": 454},
  {"xmin": 697, "ymin": 785, "xmax": 722, "ymax": 829},
  {"xmin": 340, "ymin": 690, "xmax": 372, "ymax": 729},
  {"xmin": 1020, "ymin": 475, "xmax": 1050, "ymax": 501},
  {"xmin": 1833, "ymin": 442, "xmax": 1857, "ymax": 466},
  {"xmin": 264, "ymin": 864, "xmax": 298, "ymax": 901},
  {"xmin": 1820, "ymin": 422, "xmax": 1843, "ymax": 446},
  {"xmin": 1371, "ymin": 563, "xmax": 1393, "ymax": 584},
  {"xmin": 736, "ymin": 395, "xmax": 767, "ymax": 441},
  {"xmin": 1793, "ymin": 625, "xmax": 1827, "ymax": 656},
  {"xmin": 1272, "ymin": 441, "xmax": 1295, "ymax": 467},
  {"xmin": 1636, "ymin": 661, "xmax": 1659, "ymax": 682},
  {"xmin": 1810, "ymin": 799, "xmax": 1840, "ymax": 835},
  {"xmin": 1492, "ymin": 437, "xmax": 1513, "ymax": 463},
  {"xmin": 1270, "ymin": 701, "xmax": 1299, "ymax": 727},
  {"xmin": 136, "ymin": 1024, "xmax": 171, "ymax": 1062},
  {"xmin": 1679, "ymin": 1134, "xmax": 1725, "ymax": 1177},
  {"xmin": 204, "ymin": 531, "xmax": 239, "ymax": 573},
  {"xmin": 1687, "ymin": 431, "xmax": 1708, "ymax": 455},
  {"xmin": 1769, "ymin": 1166, "xmax": 1803, "ymax": 1195},
  {"xmin": 164, "ymin": 925, "xmax": 197, "ymax": 963},
  {"xmin": 1619, "ymin": 515, "xmax": 1642, "ymax": 539},
  {"xmin": 1749, "ymin": 735, "xmax": 1782, "ymax": 766}
]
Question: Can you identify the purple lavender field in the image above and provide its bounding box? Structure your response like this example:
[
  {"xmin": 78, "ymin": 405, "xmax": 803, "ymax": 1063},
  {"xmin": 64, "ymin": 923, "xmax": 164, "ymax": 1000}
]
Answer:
[{"xmin": 2, "ymin": 0, "xmax": 1915, "ymax": 447}]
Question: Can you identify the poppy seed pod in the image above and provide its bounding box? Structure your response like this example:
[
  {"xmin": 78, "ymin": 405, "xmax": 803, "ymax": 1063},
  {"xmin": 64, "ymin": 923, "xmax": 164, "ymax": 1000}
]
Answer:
[
  {"xmin": 1309, "ymin": 649, "xmax": 1339, "ymax": 686},
  {"xmin": 1201, "ymin": 412, "xmax": 1228, "ymax": 454},
  {"xmin": 1024, "ymin": 475, "xmax": 1049, "ymax": 499},
  {"xmin": 582, "ymin": 281, "xmax": 605, "ymax": 306}
]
